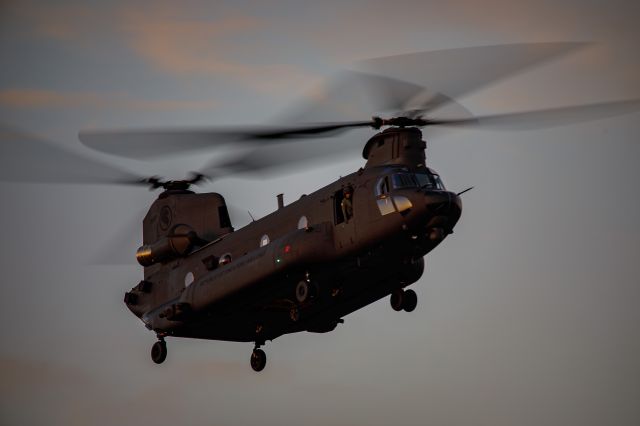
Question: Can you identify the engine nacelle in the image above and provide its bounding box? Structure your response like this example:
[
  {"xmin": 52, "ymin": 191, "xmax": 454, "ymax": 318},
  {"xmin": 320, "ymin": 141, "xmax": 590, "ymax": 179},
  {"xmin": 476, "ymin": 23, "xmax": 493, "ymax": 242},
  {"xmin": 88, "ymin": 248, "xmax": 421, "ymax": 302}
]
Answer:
[{"xmin": 136, "ymin": 225, "xmax": 197, "ymax": 266}]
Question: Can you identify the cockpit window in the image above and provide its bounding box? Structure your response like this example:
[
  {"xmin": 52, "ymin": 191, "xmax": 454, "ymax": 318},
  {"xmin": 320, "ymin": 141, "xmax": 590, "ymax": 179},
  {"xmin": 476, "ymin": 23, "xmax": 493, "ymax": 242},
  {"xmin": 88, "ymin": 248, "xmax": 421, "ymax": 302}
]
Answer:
[
  {"xmin": 392, "ymin": 173, "xmax": 418, "ymax": 189},
  {"xmin": 391, "ymin": 171, "xmax": 445, "ymax": 190},
  {"xmin": 414, "ymin": 172, "xmax": 445, "ymax": 190},
  {"xmin": 432, "ymin": 174, "xmax": 445, "ymax": 190}
]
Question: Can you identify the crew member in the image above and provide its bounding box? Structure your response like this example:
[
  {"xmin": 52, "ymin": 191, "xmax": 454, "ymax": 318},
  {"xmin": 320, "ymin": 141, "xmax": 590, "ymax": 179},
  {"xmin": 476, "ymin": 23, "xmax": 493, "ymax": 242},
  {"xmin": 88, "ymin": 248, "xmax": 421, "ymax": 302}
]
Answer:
[{"xmin": 341, "ymin": 186, "xmax": 354, "ymax": 223}]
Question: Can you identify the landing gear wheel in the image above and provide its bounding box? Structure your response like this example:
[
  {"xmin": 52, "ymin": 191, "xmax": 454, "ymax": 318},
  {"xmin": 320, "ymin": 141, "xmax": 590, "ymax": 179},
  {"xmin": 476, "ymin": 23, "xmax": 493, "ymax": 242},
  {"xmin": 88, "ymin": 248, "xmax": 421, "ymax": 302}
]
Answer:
[
  {"xmin": 289, "ymin": 306, "xmax": 300, "ymax": 322},
  {"xmin": 250, "ymin": 349, "xmax": 267, "ymax": 372},
  {"xmin": 403, "ymin": 289, "xmax": 418, "ymax": 312},
  {"xmin": 295, "ymin": 280, "xmax": 310, "ymax": 303},
  {"xmin": 151, "ymin": 340, "xmax": 167, "ymax": 364},
  {"xmin": 390, "ymin": 289, "xmax": 405, "ymax": 311}
]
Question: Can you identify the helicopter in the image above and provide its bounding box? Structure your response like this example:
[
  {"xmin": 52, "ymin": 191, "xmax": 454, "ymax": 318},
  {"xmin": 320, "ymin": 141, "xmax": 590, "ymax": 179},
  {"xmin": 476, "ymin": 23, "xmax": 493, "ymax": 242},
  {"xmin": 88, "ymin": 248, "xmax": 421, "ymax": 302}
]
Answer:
[
  {"xmin": 89, "ymin": 118, "xmax": 462, "ymax": 373},
  {"xmin": 3, "ymin": 43, "xmax": 640, "ymax": 372}
]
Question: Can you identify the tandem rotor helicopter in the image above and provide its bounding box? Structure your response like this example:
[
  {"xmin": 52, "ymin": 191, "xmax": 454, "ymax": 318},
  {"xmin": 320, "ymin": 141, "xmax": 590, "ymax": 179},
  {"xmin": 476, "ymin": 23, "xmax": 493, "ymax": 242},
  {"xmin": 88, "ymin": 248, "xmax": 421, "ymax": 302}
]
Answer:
[{"xmin": 3, "ymin": 43, "xmax": 639, "ymax": 372}]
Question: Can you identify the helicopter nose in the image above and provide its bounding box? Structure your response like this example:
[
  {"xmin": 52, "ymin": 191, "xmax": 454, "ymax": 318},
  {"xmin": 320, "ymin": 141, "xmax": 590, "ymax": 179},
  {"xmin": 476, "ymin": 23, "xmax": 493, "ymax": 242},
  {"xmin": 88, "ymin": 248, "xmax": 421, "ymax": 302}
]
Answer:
[{"xmin": 424, "ymin": 190, "xmax": 462, "ymax": 226}]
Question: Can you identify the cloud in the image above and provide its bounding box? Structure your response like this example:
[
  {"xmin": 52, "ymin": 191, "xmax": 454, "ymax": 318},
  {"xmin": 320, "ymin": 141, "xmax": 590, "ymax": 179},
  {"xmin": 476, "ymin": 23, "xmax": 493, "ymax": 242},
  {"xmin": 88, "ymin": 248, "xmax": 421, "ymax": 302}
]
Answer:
[
  {"xmin": 118, "ymin": 5, "xmax": 319, "ymax": 94},
  {"xmin": 3, "ymin": 1, "xmax": 95, "ymax": 42},
  {"xmin": 0, "ymin": 88, "xmax": 217, "ymax": 111},
  {"xmin": 120, "ymin": 7, "xmax": 261, "ymax": 76},
  {"xmin": 4, "ymin": 2, "xmax": 320, "ymax": 95}
]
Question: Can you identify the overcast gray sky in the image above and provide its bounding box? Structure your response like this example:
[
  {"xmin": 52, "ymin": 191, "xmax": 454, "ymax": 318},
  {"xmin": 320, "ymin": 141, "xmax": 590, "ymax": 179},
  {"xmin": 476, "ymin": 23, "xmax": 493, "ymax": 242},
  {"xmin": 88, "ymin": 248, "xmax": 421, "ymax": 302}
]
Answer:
[{"xmin": 1, "ymin": 1, "xmax": 639, "ymax": 425}]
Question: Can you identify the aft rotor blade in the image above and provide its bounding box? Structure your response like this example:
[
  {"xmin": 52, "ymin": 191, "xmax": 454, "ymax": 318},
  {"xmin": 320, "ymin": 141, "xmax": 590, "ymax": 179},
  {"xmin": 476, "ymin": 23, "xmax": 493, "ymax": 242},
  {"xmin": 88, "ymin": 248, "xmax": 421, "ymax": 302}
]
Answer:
[
  {"xmin": 0, "ymin": 125, "xmax": 145, "ymax": 185},
  {"xmin": 424, "ymin": 99, "xmax": 640, "ymax": 130},
  {"xmin": 90, "ymin": 206, "xmax": 146, "ymax": 265}
]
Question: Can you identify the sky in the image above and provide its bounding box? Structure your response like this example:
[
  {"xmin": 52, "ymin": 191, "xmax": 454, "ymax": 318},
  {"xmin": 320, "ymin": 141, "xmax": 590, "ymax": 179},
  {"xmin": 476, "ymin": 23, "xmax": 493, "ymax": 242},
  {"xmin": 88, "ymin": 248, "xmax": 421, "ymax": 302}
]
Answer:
[{"xmin": 1, "ymin": 1, "xmax": 639, "ymax": 425}]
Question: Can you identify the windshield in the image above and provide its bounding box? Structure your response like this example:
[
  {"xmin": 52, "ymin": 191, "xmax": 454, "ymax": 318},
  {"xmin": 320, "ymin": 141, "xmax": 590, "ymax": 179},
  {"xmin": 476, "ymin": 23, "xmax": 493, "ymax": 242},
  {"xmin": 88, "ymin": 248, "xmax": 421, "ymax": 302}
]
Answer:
[
  {"xmin": 390, "ymin": 171, "xmax": 446, "ymax": 191},
  {"xmin": 414, "ymin": 172, "xmax": 445, "ymax": 190},
  {"xmin": 391, "ymin": 173, "xmax": 417, "ymax": 189}
]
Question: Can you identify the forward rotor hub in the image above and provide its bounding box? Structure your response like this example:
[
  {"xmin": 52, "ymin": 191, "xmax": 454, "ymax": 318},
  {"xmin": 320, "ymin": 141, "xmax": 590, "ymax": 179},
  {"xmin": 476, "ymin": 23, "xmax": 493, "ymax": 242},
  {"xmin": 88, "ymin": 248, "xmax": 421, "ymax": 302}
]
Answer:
[
  {"xmin": 143, "ymin": 173, "xmax": 207, "ymax": 191},
  {"xmin": 372, "ymin": 116, "xmax": 428, "ymax": 129}
]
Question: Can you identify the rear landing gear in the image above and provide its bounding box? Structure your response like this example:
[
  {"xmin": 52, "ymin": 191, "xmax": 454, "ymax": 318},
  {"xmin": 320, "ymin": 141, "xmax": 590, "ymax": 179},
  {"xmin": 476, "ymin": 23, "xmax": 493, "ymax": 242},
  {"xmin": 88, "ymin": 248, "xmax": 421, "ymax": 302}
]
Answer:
[
  {"xmin": 250, "ymin": 345, "xmax": 267, "ymax": 372},
  {"xmin": 294, "ymin": 274, "xmax": 318, "ymax": 304},
  {"xmin": 151, "ymin": 339, "xmax": 167, "ymax": 364},
  {"xmin": 390, "ymin": 288, "xmax": 418, "ymax": 312}
]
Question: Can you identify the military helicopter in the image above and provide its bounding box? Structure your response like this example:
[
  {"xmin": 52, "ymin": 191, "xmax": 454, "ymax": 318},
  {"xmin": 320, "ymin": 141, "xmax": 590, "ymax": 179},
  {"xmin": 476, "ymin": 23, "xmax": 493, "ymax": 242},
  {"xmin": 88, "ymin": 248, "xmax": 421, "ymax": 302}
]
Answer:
[
  {"xmin": 88, "ymin": 119, "xmax": 462, "ymax": 373},
  {"xmin": 3, "ymin": 43, "xmax": 640, "ymax": 372}
]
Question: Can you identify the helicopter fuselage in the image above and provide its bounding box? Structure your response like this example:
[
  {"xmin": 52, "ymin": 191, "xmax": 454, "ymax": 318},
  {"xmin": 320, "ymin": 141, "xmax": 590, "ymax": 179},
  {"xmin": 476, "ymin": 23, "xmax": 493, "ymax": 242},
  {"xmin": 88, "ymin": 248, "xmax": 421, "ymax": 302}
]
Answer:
[{"xmin": 124, "ymin": 127, "xmax": 462, "ymax": 351}]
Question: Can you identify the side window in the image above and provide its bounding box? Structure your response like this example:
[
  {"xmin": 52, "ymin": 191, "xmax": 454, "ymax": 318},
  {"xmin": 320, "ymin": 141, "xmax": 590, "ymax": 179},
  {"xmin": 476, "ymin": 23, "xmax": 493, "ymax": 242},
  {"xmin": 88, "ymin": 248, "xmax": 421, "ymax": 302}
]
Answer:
[
  {"xmin": 376, "ymin": 176, "xmax": 390, "ymax": 197},
  {"xmin": 184, "ymin": 272, "xmax": 195, "ymax": 287},
  {"xmin": 298, "ymin": 216, "xmax": 309, "ymax": 230}
]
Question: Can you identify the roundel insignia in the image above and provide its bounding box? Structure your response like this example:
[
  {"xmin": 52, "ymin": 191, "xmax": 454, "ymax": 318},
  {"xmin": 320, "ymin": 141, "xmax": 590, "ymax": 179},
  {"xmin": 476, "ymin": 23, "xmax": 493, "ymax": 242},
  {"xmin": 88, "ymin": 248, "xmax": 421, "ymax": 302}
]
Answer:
[{"xmin": 159, "ymin": 205, "xmax": 172, "ymax": 231}]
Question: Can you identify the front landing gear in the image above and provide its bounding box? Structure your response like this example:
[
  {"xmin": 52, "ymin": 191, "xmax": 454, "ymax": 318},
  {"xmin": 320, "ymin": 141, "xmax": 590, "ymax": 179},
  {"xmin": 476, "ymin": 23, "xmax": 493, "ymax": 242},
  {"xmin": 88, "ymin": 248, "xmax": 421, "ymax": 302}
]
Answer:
[
  {"xmin": 390, "ymin": 288, "xmax": 418, "ymax": 312},
  {"xmin": 151, "ymin": 338, "xmax": 167, "ymax": 364},
  {"xmin": 250, "ymin": 345, "xmax": 267, "ymax": 372}
]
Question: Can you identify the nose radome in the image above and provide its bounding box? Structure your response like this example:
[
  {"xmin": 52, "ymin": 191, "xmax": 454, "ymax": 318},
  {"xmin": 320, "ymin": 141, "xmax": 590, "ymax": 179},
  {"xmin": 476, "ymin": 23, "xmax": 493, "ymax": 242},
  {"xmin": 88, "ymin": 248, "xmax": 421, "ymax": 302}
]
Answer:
[
  {"xmin": 425, "ymin": 191, "xmax": 462, "ymax": 220},
  {"xmin": 424, "ymin": 191, "xmax": 451, "ymax": 211}
]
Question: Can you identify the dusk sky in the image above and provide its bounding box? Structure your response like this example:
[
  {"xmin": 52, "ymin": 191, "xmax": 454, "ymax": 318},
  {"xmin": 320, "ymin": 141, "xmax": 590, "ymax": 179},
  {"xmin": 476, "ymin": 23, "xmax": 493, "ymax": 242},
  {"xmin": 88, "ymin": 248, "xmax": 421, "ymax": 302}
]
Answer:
[{"xmin": 1, "ymin": 1, "xmax": 639, "ymax": 425}]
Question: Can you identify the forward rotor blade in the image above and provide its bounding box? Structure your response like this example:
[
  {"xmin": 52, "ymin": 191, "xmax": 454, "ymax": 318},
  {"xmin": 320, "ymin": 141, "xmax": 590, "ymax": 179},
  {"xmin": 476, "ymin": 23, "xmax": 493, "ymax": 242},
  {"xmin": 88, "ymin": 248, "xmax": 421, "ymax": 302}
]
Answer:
[
  {"xmin": 79, "ymin": 43, "xmax": 585, "ymax": 160},
  {"xmin": 79, "ymin": 121, "xmax": 377, "ymax": 159},
  {"xmin": 239, "ymin": 120, "xmax": 376, "ymax": 139},
  {"xmin": 357, "ymin": 42, "xmax": 588, "ymax": 112},
  {"xmin": 198, "ymin": 139, "xmax": 356, "ymax": 177},
  {"xmin": 78, "ymin": 72, "xmax": 431, "ymax": 159},
  {"xmin": 0, "ymin": 125, "xmax": 145, "ymax": 185},
  {"xmin": 79, "ymin": 127, "xmax": 248, "ymax": 160},
  {"xmin": 198, "ymin": 98, "xmax": 640, "ymax": 179},
  {"xmin": 424, "ymin": 99, "xmax": 640, "ymax": 131},
  {"xmin": 275, "ymin": 71, "xmax": 452, "ymax": 123}
]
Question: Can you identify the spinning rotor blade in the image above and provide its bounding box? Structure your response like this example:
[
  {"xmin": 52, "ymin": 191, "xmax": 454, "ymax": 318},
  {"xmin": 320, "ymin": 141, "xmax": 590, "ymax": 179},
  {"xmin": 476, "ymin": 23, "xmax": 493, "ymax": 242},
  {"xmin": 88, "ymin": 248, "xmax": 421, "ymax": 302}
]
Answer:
[
  {"xmin": 0, "ymin": 125, "xmax": 145, "ymax": 185},
  {"xmin": 420, "ymin": 98, "xmax": 640, "ymax": 131},
  {"xmin": 357, "ymin": 42, "xmax": 588, "ymax": 112},
  {"xmin": 78, "ymin": 73, "xmax": 436, "ymax": 159},
  {"xmin": 80, "ymin": 42, "xmax": 581, "ymax": 160},
  {"xmin": 197, "ymin": 98, "xmax": 640, "ymax": 178},
  {"xmin": 78, "ymin": 119, "xmax": 375, "ymax": 159},
  {"xmin": 275, "ymin": 70, "xmax": 455, "ymax": 123}
]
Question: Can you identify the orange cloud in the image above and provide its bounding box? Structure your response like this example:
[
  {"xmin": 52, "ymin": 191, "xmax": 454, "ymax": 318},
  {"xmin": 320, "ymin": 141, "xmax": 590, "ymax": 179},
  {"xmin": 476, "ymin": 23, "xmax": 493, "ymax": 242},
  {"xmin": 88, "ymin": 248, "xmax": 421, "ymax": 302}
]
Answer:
[
  {"xmin": 121, "ymin": 7, "xmax": 261, "ymax": 76},
  {"xmin": 118, "ymin": 5, "xmax": 319, "ymax": 94},
  {"xmin": 7, "ymin": 2, "xmax": 320, "ymax": 95},
  {"xmin": 0, "ymin": 88, "xmax": 217, "ymax": 111}
]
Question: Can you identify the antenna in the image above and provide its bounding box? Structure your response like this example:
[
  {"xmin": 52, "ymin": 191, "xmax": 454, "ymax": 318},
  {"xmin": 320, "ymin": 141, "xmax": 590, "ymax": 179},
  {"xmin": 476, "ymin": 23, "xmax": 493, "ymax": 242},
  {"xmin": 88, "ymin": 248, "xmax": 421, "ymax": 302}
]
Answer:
[
  {"xmin": 457, "ymin": 186, "xmax": 474, "ymax": 196},
  {"xmin": 247, "ymin": 211, "xmax": 256, "ymax": 222}
]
